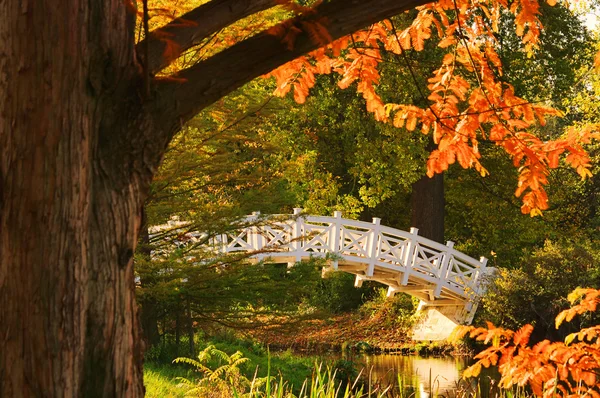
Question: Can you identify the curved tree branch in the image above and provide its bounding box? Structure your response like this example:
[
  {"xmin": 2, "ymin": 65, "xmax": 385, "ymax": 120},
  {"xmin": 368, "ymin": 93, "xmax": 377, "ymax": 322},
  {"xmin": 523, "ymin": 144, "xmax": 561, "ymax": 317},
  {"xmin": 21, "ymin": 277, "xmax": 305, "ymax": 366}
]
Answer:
[
  {"xmin": 138, "ymin": 0, "xmax": 277, "ymax": 75},
  {"xmin": 152, "ymin": 0, "xmax": 431, "ymax": 134}
]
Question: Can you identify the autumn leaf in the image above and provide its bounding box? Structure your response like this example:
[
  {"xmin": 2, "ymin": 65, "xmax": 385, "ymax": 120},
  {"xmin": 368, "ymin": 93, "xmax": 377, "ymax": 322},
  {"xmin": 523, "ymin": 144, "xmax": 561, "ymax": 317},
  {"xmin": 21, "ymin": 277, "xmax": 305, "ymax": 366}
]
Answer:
[{"xmin": 513, "ymin": 324, "xmax": 534, "ymax": 347}]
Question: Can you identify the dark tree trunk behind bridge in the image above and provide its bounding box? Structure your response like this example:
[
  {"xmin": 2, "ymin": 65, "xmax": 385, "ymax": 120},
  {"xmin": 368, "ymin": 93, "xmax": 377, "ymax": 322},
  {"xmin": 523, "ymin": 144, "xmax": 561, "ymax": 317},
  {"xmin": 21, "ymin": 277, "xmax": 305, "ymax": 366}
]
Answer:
[
  {"xmin": 411, "ymin": 139, "xmax": 445, "ymax": 243},
  {"xmin": 410, "ymin": 172, "xmax": 445, "ymax": 243}
]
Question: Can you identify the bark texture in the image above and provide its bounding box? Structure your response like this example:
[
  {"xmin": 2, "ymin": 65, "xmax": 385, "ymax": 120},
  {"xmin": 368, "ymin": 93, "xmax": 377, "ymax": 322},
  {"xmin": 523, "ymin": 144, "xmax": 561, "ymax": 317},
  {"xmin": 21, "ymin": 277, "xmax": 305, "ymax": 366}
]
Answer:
[
  {"xmin": 0, "ymin": 0, "xmax": 153, "ymax": 396},
  {"xmin": 138, "ymin": 0, "xmax": 277, "ymax": 75},
  {"xmin": 410, "ymin": 173, "xmax": 445, "ymax": 243}
]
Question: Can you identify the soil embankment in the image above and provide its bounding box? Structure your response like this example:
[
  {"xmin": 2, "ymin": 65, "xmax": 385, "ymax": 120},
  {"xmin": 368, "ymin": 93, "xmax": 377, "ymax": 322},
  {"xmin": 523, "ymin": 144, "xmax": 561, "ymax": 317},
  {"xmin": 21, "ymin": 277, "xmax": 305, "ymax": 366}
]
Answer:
[{"xmin": 247, "ymin": 311, "xmax": 457, "ymax": 355}]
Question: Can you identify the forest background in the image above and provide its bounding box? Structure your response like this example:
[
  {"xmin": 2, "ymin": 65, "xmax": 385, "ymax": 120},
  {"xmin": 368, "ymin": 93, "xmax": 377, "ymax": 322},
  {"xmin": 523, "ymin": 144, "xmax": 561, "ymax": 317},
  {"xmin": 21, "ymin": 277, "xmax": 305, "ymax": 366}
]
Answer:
[{"xmin": 138, "ymin": 0, "xmax": 600, "ymax": 388}]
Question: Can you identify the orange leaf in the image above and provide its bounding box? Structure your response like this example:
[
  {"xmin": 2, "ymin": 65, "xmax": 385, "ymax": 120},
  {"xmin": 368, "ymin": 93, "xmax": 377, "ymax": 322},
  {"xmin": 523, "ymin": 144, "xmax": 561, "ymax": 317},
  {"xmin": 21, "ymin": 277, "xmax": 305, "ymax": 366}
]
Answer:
[{"xmin": 513, "ymin": 324, "xmax": 534, "ymax": 347}]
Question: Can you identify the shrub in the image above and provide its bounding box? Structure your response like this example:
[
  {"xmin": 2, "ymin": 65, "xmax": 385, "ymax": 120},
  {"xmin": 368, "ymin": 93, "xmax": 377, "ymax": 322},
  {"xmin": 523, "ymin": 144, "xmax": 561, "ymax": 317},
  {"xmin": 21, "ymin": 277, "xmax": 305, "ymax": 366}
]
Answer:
[
  {"xmin": 173, "ymin": 345, "xmax": 265, "ymax": 397},
  {"xmin": 479, "ymin": 240, "xmax": 600, "ymax": 341},
  {"xmin": 307, "ymin": 272, "xmax": 378, "ymax": 314}
]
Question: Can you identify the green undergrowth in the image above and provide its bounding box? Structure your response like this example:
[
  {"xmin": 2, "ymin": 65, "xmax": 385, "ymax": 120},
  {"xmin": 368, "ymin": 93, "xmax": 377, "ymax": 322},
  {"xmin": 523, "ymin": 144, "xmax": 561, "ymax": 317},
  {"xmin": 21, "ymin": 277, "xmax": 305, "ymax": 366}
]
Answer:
[
  {"xmin": 144, "ymin": 336, "xmax": 322, "ymax": 396},
  {"xmin": 143, "ymin": 333, "xmax": 474, "ymax": 396},
  {"xmin": 144, "ymin": 361, "xmax": 193, "ymax": 398},
  {"xmin": 144, "ymin": 351, "xmax": 528, "ymax": 398},
  {"xmin": 210, "ymin": 341, "xmax": 317, "ymax": 390}
]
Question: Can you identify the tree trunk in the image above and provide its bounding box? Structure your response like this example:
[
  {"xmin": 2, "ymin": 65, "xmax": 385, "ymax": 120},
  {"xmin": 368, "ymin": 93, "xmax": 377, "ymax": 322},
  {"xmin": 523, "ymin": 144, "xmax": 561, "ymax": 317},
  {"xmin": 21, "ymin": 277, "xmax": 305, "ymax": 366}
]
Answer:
[
  {"xmin": 187, "ymin": 300, "xmax": 196, "ymax": 357},
  {"xmin": 410, "ymin": 134, "xmax": 446, "ymax": 246},
  {"xmin": 410, "ymin": 172, "xmax": 445, "ymax": 243},
  {"xmin": 175, "ymin": 308, "xmax": 181, "ymax": 357},
  {"xmin": 0, "ymin": 1, "xmax": 151, "ymax": 395},
  {"xmin": 410, "ymin": 138, "xmax": 445, "ymax": 243}
]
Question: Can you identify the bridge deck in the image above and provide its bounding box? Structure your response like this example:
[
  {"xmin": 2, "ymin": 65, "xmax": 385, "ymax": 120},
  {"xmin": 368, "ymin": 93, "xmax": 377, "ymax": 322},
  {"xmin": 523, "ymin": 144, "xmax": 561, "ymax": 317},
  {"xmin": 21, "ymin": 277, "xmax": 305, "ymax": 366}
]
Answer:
[
  {"xmin": 210, "ymin": 209, "xmax": 493, "ymax": 325},
  {"xmin": 152, "ymin": 209, "xmax": 494, "ymax": 327}
]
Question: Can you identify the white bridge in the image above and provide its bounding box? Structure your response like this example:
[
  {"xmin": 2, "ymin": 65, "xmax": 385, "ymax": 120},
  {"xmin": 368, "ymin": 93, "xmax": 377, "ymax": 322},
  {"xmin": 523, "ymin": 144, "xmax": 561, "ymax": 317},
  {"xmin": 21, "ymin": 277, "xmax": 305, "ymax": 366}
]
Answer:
[{"xmin": 157, "ymin": 209, "xmax": 494, "ymax": 340}]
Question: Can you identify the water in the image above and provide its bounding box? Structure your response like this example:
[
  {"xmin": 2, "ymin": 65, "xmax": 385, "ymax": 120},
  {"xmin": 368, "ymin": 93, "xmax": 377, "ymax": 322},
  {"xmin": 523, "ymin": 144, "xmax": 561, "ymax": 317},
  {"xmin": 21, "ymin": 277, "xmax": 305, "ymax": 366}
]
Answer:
[
  {"xmin": 360, "ymin": 354, "xmax": 470, "ymax": 394},
  {"xmin": 319, "ymin": 352, "xmax": 476, "ymax": 397}
]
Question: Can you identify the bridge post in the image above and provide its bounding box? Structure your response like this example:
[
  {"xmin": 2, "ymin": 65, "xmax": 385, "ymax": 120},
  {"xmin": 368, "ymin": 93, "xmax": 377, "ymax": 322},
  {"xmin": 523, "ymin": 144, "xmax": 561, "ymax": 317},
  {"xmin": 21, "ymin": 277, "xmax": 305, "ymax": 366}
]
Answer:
[
  {"xmin": 464, "ymin": 256, "xmax": 488, "ymax": 311},
  {"xmin": 251, "ymin": 211, "xmax": 264, "ymax": 260},
  {"xmin": 354, "ymin": 275, "xmax": 365, "ymax": 287},
  {"xmin": 434, "ymin": 240, "xmax": 454, "ymax": 297},
  {"xmin": 366, "ymin": 217, "xmax": 381, "ymax": 277},
  {"xmin": 216, "ymin": 227, "xmax": 230, "ymax": 254},
  {"xmin": 291, "ymin": 208, "xmax": 303, "ymax": 264},
  {"xmin": 330, "ymin": 211, "xmax": 342, "ymax": 270},
  {"xmin": 401, "ymin": 227, "xmax": 419, "ymax": 286}
]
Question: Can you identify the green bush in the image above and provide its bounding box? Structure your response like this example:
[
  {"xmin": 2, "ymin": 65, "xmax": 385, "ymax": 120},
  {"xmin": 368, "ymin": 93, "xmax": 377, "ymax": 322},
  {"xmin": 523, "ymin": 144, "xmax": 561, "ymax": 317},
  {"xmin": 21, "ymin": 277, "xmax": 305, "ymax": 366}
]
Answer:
[
  {"xmin": 306, "ymin": 272, "xmax": 378, "ymax": 314},
  {"xmin": 479, "ymin": 240, "xmax": 600, "ymax": 341},
  {"xmin": 359, "ymin": 288, "xmax": 419, "ymax": 331}
]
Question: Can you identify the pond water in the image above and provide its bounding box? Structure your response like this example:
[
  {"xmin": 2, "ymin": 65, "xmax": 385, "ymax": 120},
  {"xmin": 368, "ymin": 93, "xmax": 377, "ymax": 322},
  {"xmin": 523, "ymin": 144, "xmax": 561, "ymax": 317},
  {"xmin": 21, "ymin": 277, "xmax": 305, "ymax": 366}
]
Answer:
[
  {"xmin": 358, "ymin": 354, "xmax": 470, "ymax": 395},
  {"xmin": 313, "ymin": 352, "xmax": 483, "ymax": 397}
]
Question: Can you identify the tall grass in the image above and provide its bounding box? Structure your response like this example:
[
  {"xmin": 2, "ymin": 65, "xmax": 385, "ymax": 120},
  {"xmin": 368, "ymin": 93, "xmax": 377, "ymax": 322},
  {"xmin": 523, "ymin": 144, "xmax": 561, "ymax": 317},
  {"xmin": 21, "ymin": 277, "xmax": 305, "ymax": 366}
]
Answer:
[
  {"xmin": 144, "ymin": 362, "xmax": 192, "ymax": 398},
  {"xmin": 144, "ymin": 336, "xmax": 537, "ymax": 397},
  {"xmin": 164, "ymin": 346, "xmax": 534, "ymax": 398},
  {"xmin": 145, "ymin": 360, "xmax": 536, "ymax": 398}
]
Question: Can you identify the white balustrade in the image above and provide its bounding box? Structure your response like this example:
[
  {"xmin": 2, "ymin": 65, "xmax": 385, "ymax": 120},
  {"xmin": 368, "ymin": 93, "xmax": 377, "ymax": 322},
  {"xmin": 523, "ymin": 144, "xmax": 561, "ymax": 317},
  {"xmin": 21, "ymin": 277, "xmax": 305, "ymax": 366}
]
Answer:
[{"xmin": 153, "ymin": 209, "xmax": 491, "ymax": 325}]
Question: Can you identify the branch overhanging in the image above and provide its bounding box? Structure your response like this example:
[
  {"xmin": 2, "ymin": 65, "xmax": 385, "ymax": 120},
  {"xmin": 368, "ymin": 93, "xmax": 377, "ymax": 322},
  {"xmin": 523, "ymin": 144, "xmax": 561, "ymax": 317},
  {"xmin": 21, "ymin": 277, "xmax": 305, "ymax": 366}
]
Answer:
[
  {"xmin": 153, "ymin": 0, "xmax": 433, "ymax": 130},
  {"xmin": 138, "ymin": 0, "xmax": 277, "ymax": 75}
]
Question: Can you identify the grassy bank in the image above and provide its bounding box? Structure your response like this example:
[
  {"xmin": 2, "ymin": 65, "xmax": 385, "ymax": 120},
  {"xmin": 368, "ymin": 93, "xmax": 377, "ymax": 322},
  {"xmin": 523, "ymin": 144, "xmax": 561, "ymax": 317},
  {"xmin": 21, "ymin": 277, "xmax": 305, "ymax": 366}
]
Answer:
[
  {"xmin": 143, "ymin": 334, "xmax": 477, "ymax": 398},
  {"xmin": 143, "ymin": 336, "xmax": 327, "ymax": 397},
  {"xmin": 144, "ymin": 362, "xmax": 190, "ymax": 398}
]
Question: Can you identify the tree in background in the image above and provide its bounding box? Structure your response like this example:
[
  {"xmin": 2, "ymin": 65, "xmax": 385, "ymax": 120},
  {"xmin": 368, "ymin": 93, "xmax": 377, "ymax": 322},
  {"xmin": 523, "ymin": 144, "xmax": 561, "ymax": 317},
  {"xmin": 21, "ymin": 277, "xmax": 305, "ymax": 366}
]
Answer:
[
  {"xmin": 137, "ymin": 81, "xmax": 289, "ymax": 348},
  {"xmin": 266, "ymin": 3, "xmax": 596, "ymax": 249},
  {"xmin": 445, "ymin": 3, "xmax": 597, "ymax": 261},
  {"xmin": 136, "ymin": 82, "xmax": 335, "ymax": 352},
  {"xmin": 480, "ymin": 241, "xmax": 600, "ymax": 342}
]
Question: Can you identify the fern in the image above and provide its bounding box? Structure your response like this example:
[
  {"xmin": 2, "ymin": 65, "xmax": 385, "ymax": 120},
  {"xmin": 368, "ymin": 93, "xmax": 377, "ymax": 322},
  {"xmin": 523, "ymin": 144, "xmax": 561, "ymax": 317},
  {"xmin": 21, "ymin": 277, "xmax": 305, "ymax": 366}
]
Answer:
[{"xmin": 173, "ymin": 345, "xmax": 254, "ymax": 397}]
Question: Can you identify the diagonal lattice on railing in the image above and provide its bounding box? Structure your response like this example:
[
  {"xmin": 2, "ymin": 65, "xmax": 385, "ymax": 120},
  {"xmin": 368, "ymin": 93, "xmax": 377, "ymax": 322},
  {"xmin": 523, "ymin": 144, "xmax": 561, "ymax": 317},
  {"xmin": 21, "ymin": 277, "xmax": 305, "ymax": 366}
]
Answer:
[
  {"xmin": 200, "ymin": 208, "xmax": 495, "ymax": 325},
  {"xmin": 151, "ymin": 208, "xmax": 494, "ymax": 325}
]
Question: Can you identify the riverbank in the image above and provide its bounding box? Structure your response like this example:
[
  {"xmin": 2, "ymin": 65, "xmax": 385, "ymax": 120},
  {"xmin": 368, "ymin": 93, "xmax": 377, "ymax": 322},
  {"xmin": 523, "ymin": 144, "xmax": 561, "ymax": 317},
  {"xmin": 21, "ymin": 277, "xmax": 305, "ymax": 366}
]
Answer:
[
  {"xmin": 143, "ymin": 335, "xmax": 476, "ymax": 398},
  {"xmin": 244, "ymin": 310, "xmax": 463, "ymax": 356}
]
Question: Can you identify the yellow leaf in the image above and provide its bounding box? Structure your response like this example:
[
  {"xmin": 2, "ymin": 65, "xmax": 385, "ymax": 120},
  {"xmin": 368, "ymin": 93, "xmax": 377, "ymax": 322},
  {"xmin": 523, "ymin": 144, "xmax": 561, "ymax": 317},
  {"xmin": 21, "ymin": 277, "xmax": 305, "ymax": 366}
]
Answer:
[
  {"xmin": 564, "ymin": 333, "xmax": 576, "ymax": 345},
  {"xmin": 555, "ymin": 310, "xmax": 567, "ymax": 328},
  {"xmin": 406, "ymin": 115, "xmax": 417, "ymax": 131},
  {"xmin": 463, "ymin": 362, "xmax": 482, "ymax": 378}
]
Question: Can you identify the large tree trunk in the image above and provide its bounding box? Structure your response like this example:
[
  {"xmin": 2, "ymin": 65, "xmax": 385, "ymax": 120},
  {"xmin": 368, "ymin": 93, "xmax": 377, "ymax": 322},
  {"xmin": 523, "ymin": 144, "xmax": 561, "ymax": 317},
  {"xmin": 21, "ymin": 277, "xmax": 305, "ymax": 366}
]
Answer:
[{"xmin": 0, "ymin": 1, "xmax": 152, "ymax": 395}]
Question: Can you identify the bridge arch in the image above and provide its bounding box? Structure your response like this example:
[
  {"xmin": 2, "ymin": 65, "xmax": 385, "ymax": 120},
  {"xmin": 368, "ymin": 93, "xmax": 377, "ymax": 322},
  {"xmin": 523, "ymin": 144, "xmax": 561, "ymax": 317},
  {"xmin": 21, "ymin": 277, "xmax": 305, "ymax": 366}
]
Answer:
[
  {"xmin": 210, "ymin": 209, "xmax": 495, "ymax": 339},
  {"xmin": 153, "ymin": 209, "xmax": 494, "ymax": 340}
]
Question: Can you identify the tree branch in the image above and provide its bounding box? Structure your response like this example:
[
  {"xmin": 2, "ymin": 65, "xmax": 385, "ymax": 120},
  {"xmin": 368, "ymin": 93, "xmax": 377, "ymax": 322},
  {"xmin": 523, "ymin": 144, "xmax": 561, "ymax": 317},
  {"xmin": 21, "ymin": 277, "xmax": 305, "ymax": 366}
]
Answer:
[
  {"xmin": 153, "ymin": 0, "xmax": 431, "ymax": 133},
  {"xmin": 138, "ymin": 0, "xmax": 277, "ymax": 75}
]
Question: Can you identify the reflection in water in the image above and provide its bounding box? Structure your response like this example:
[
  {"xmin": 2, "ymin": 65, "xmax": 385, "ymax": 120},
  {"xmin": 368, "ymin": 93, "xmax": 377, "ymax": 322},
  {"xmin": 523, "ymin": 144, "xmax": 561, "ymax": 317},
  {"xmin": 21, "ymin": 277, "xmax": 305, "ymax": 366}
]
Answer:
[{"xmin": 339, "ymin": 353, "xmax": 472, "ymax": 397}]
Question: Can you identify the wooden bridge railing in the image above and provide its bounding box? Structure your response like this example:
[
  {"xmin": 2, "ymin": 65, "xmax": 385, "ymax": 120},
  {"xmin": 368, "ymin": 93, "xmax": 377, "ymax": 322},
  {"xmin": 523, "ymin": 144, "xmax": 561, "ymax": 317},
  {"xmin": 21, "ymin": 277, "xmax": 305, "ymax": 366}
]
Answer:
[{"xmin": 152, "ymin": 209, "xmax": 493, "ymax": 325}]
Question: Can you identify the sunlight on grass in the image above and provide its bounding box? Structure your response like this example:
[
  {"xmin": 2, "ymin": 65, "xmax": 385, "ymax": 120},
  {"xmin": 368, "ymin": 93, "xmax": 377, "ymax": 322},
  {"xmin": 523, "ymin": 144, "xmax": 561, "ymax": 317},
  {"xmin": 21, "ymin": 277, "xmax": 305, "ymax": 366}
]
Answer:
[{"xmin": 144, "ymin": 364, "xmax": 189, "ymax": 398}]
